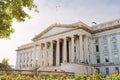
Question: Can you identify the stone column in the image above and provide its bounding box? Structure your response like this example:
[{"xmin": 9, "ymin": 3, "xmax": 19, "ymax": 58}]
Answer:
[
  {"xmin": 56, "ymin": 39, "xmax": 60, "ymax": 65},
  {"xmin": 44, "ymin": 43, "xmax": 47, "ymax": 66},
  {"xmin": 76, "ymin": 38, "xmax": 80, "ymax": 62},
  {"xmin": 79, "ymin": 34, "xmax": 84, "ymax": 62},
  {"xmin": 71, "ymin": 36, "xmax": 75, "ymax": 62},
  {"xmin": 50, "ymin": 41, "xmax": 53, "ymax": 66},
  {"xmin": 63, "ymin": 37, "xmax": 67, "ymax": 63},
  {"xmin": 86, "ymin": 36, "xmax": 89, "ymax": 63},
  {"xmin": 68, "ymin": 39, "xmax": 72, "ymax": 62},
  {"xmin": 39, "ymin": 44, "xmax": 42, "ymax": 67}
]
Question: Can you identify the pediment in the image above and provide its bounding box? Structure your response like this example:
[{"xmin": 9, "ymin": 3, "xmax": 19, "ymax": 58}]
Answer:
[
  {"xmin": 32, "ymin": 24, "xmax": 76, "ymax": 41},
  {"xmin": 32, "ymin": 22, "xmax": 90, "ymax": 41},
  {"xmin": 41, "ymin": 27, "xmax": 74, "ymax": 38}
]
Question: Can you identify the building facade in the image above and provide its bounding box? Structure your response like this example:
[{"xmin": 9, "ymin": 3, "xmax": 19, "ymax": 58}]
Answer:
[{"xmin": 16, "ymin": 19, "xmax": 120, "ymax": 75}]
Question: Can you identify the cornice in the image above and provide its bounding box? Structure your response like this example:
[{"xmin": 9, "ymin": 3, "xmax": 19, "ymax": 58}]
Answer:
[
  {"xmin": 16, "ymin": 43, "xmax": 34, "ymax": 51},
  {"xmin": 16, "ymin": 46, "xmax": 34, "ymax": 51},
  {"xmin": 91, "ymin": 18, "xmax": 120, "ymax": 34},
  {"xmin": 92, "ymin": 24, "xmax": 120, "ymax": 34}
]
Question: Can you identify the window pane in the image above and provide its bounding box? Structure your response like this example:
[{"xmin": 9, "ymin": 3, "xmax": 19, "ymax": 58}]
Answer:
[
  {"xmin": 114, "ymin": 54, "xmax": 119, "ymax": 63},
  {"xmin": 112, "ymin": 42, "xmax": 118, "ymax": 50},
  {"xmin": 96, "ymin": 45, "xmax": 99, "ymax": 52},
  {"xmin": 106, "ymin": 68, "xmax": 109, "ymax": 75},
  {"xmin": 105, "ymin": 56, "xmax": 109, "ymax": 62},
  {"xmin": 111, "ymin": 34, "xmax": 117, "ymax": 40},
  {"xmin": 103, "ymin": 45, "xmax": 108, "ymax": 51},
  {"xmin": 96, "ymin": 56, "xmax": 100, "ymax": 63}
]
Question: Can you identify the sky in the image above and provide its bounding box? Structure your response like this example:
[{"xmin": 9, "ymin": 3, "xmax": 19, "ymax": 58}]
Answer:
[{"xmin": 0, "ymin": 0, "xmax": 120, "ymax": 67}]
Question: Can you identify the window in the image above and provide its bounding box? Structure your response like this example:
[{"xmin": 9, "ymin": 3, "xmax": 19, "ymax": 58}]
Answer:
[
  {"xmin": 24, "ymin": 57, "xmax": 25, "ymax": 62},
  {"xmin": 105, "ymin": 56, "xmax": 109, "ymax": 62},
  {"xmin": 106, "ymin": 68, "xmax": 109, "ymax": 75},
  {"xmin": 103, "ymin": 44, "xmax": 108, "ymax": 51},
  {"xmin": 111, "ymin": 34, "xmax": 117, "ymax": 40},
  {"xmin": 114, "ymin": 54, "xmax": 119, "ymax": 64},
  {"xmin": 96, "ymin": 56, "xmax": 100, "ymax": 63},
  {"xmin": 103, "ymin": 36, "xmax": 107, "ymax": 41},
  {"xmin": 95, "ymin": 37, "xmax": 98, "ymax": 43},
  {"xmin": 27, "ymin": 57, "xmax": 29, "ymax": 62},
  {"xmin": 96, "ymin": 45, "xmax": 99, "ymax": 52},
  {"xmin": 115, "ymin": 67, "xmax": 119, "ymax": 73},
  {"xmin": 112, "ymin": 42, "xmax": 118, "ymax": 50},
  {"xmin": 96, "ymin": 68, "xmax": 100, "ymax": 73}
]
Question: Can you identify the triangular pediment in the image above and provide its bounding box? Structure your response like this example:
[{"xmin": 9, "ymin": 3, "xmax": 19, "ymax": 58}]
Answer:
[
  {"xmin": 32, "ymin": 22, "xmax": 90, "ymax": 41},
  {"xmin": 32, "ymin": 24, "xmax": 77, "ymax": 41},
  {"xmin": 40, "ymin": 27, "xmax": 73, "ymax": 38}
]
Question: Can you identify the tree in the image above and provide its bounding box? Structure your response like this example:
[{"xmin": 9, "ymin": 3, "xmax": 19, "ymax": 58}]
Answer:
[
  {"xmin": 0, "ymin": 0, "xmax": 38, "ymax": 39},
  {"xmin": 2, "ymin": 58, "xmax": 12, "ymax": 70}
]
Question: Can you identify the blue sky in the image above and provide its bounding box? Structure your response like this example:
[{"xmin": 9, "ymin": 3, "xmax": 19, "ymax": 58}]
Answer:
[{"xmin": 0, "ymin": 0, "xmax": 120, "ymax": 67}]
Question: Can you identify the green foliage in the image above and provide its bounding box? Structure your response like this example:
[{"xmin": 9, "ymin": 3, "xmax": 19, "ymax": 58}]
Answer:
[
  {"xmin": 0, "ymin": 0, "xmax": 38, "ymax": 39},
  {"xmin": 1, "ymin": 58, "xmax": 13, "ymax": 70},
  {"xmin": 1, "ymin": 72, "xmax": 120, "ymax": 80}
]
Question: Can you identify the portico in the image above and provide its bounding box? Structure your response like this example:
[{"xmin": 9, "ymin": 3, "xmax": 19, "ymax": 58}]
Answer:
[{"xmin": 37, "ymin": 33, "xmax": 91, "ymax": 68}]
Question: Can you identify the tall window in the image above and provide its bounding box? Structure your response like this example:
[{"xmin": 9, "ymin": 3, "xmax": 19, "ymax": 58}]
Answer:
[
  {"xmin": 103, "ymin": 45, "xmax": 108, "ymax": 51},
  {"xmin": 106, "ymin": 67, "xmax": 109, "ymax": 75},
  {"xmin": 114, "ymin": 54, "xmax": 119, "ymax": 64},
  {"xmin": 105, "ymin": 55, "xmax": 109, "ymax": 62},
  {"xmin": 112, "ymin": 42, "xmax": 118, "ymax": 50},
  {"xmin": 96, "ymin": 56, "xmax": 100, "ymax": 63},
  {"xmin": 111, "ymin": 34, "xmax": 117, "ymax": 40},
  {"xmin": 96, "ymin": 68, "xmax": 100, "ymax": 73},
  {"xmin": 96, "ymin": 45, "xmax": 99, "ymax": 52},
  {"xmin": 103, "ymin": 36, "xmax": 107, "ymax": 42},
  {"xmin": 95, "ymin": 37, "xmax": 98, "ymax": 43}
]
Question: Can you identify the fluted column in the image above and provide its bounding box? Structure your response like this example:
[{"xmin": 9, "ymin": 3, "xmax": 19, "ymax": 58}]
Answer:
[
  {"xmin": 71, "ymin": 36, "xmax": 75, "ymax": 62},
  {"xmin": 68, "ymin": 39, "xmax": 72, "ymax": 62},
  {"xmin": 56, "ymin": 39, "xmax": 60, "ymax": 65},
  {"xmin": 63, "ymin": 37, "xmax": 67, "ymax": 63},
  {"xmin": 50, "ymin": 41, "xmax": 53, "ymax": 66},
  {"xmin": 79, "ymin": 34, "xmax": 84, "ymax": 62},
  {"xmin": 44, "ymin": 43, "xmax": 47, "ymax": 66}
]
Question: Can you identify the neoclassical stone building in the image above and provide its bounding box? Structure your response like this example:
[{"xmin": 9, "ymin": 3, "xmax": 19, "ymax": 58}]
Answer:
[{"xmin": 16, "ymin": 19, "xmax": 120, "ymax": 75}]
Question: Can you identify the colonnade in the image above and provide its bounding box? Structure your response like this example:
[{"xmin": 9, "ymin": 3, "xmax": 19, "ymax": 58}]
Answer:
[{"xmin": 35, "ymin": 34, "xmax": 91, "ymax": 67}]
